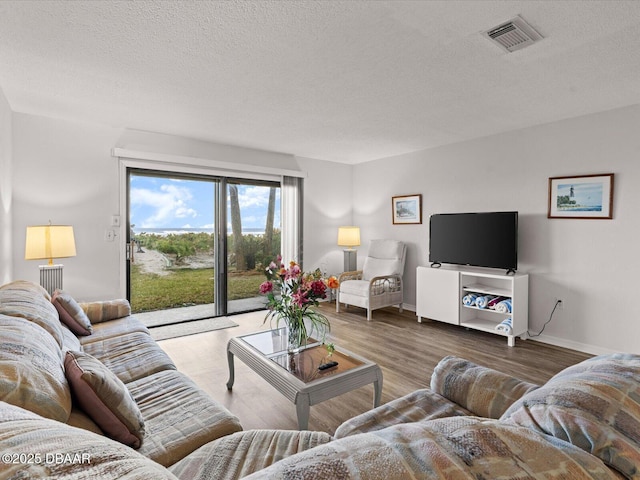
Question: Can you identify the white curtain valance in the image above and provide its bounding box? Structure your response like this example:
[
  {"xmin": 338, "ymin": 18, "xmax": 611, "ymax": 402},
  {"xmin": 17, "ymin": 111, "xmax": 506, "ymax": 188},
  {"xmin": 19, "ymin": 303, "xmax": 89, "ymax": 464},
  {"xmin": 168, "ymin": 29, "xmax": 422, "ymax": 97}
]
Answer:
[{"xmin": 112, "ymin": 148, "xmax": 306, "ymax": 182}]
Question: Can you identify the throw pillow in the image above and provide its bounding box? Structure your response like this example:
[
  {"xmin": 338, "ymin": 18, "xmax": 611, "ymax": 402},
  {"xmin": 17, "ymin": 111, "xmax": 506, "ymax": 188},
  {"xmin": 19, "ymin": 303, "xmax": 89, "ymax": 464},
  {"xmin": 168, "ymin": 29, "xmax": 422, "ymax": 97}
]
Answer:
[
  {"xmin": 52, "ymin": 289, "xmax": 93, "ymax": 336},
  {"xmin": 500, "ymin": 353, "xmax": 640, "ymax": 478},
  {"xmin": 64, "ymin": 350, "xmax": 145, "ymax": 449},
  {"xmin": 79, "ymin": 299, "xmax": 132, "ymax": 324}
]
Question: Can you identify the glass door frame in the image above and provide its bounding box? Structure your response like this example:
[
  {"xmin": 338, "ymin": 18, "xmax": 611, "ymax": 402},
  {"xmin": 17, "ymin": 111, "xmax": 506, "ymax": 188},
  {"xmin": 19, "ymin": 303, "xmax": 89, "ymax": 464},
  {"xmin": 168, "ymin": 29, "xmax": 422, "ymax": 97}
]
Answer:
[
  {"xmin": 126, "ymin": 168, "xmax": 223, "ymax": 316},
  {"xmin": 124, "ymin": 167, "xmax": 283, "ymax": 318},
  {"xmin": 116, "ymin": 152, "xmax": 301, "ymax": 314}
]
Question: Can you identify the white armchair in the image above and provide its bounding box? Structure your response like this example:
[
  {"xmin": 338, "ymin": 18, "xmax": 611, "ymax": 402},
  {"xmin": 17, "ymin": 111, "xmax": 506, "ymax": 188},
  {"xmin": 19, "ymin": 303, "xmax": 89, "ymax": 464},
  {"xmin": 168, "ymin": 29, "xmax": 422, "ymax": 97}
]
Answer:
[{"xmin": 336, "ymin": 239, "xmax": 407, "ymax": 321}]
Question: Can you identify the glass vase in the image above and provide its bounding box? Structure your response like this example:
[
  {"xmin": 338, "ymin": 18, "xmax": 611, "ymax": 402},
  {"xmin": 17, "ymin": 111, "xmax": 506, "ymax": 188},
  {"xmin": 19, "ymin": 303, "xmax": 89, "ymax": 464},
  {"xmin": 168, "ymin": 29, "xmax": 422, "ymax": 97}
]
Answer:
[{"xmin": 287, "ymin": 322, "xmax": 306, "ymax": 354}]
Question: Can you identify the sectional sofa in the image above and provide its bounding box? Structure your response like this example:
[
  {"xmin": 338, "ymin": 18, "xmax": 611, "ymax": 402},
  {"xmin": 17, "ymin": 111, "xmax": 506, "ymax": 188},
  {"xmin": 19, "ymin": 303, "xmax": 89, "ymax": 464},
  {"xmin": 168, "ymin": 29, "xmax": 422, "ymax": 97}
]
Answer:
[{"xmin": 0, "ymin": 279, "xmax": 638, "ymax": 479}]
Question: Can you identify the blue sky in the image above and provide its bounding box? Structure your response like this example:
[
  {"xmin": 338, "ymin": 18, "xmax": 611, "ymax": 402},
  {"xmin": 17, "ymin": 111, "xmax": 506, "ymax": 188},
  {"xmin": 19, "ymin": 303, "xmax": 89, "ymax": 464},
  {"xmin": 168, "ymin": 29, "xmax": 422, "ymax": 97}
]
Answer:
[{"xmin": 129, "ymin": 175, "xmax": 280, "ymax": 231}]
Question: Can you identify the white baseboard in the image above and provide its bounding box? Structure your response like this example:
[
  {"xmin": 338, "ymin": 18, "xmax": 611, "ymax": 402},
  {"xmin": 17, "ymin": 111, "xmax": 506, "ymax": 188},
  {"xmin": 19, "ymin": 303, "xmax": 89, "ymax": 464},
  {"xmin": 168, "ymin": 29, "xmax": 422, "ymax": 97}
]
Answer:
[{"xmin": 523, "ymin": 333, "xmax": 619, "ymax": 356}]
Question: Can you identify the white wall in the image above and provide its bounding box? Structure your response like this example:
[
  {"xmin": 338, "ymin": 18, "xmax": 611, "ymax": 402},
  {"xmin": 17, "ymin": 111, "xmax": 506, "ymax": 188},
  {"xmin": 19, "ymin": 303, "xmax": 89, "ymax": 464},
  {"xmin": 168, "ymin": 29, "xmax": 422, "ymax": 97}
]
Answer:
[
  {"xmin": 296, "ymin": 156, "xmax": 353, "ymax": 276},
  {"xmin": 12, "ymin": 113, "xmax": 124, "ymax": 299},
  {"xmin": 0, "ymin": 87, "xmax": 13, "ymax": 285},
  {"xmin": 116, "ymin": 129, "xmax": 299, "ymax": 171},
  {"xmin": 353, "ymin": 104, "xmax": 640, "ymax": 355}
]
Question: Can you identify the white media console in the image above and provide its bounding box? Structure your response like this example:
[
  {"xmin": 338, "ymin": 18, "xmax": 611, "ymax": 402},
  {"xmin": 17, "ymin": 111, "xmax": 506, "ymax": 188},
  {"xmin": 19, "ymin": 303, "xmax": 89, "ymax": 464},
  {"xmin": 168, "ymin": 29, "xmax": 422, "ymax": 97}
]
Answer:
[{"xmin": 416, "ymin": 265, "xmax": 528, "ymax": 347}]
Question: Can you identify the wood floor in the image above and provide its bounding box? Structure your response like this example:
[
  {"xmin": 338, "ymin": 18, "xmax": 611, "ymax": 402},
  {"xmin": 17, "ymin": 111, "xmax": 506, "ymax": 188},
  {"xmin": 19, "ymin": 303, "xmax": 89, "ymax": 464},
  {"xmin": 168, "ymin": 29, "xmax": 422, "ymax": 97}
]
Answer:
[{"xmin": 157, "ymin": 302, "xmax": 591, "ymax": 435}]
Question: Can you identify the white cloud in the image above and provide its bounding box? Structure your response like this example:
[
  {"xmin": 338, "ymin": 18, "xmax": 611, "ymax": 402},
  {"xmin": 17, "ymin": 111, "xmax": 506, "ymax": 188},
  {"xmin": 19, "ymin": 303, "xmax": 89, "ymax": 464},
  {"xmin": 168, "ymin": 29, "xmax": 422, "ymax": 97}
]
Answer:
[
  {"xmin": 130, "ymin": 184, "xmax": 197, "ymax": 228},
  {"xmin": 228, "ymin": 185, "xmax": 279, "ymax": 209}
]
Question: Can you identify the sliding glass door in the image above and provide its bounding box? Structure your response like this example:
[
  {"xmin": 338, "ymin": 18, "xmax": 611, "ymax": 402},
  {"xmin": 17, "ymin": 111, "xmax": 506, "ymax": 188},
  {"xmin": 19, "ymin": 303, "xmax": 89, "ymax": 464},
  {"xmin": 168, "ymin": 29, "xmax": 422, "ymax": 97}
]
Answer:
[
  {"xmin": 127, "ymin": 171, "xmax": 217, "ymax": 320},
  {"xmin": 226, "ymin": 180, "xmax": 281, "ymax": 314},
  {"xmin": 126, "ymin": 169, "xmax": 281, "ymax": 320}
]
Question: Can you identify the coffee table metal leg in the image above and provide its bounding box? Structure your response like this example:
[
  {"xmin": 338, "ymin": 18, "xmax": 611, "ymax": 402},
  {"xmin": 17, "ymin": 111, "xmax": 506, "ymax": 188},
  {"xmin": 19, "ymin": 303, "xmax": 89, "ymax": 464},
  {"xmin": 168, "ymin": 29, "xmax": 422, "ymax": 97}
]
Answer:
[
  {"xmin": 295, "ymin": 394, "xmax": 311, "ymax": 430},
  {"xmin": 226, "ymin": 349, "xmax": 235, "ymax": 390}
]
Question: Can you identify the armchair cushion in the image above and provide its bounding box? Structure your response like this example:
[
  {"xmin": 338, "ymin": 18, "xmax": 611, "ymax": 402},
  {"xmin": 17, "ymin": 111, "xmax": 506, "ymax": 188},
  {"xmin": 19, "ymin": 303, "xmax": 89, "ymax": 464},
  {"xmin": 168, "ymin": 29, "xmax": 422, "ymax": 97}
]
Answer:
[
  {"xmin": 368, "ymin": 238, "xmax": 406, "ymax": 259},
  {"xmin": 362, "ymin": 258, "xmax": 403, "ymax": 281},
  {"xmin": 338, "ymin": 279, "xmax": 371, "ymax": 297},
  {"xmin": 362, "ymin": 239, "xmax": 406, "ymax": 281}
]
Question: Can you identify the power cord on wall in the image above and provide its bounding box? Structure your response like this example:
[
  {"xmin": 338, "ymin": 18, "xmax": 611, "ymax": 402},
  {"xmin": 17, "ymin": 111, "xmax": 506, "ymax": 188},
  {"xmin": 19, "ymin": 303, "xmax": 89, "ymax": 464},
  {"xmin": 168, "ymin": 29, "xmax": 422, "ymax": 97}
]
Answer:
[{"xmin": 528, "ymin": 299, "xmax": 562, "ymax": 338}]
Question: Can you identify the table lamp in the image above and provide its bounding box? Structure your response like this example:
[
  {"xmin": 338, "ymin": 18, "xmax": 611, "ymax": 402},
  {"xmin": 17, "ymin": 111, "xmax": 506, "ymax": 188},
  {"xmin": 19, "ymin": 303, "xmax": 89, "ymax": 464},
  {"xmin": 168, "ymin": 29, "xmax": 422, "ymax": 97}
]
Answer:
[
  {"xmin": 337, "ymin": 226, "xmax": 360, "ymax": 272},
  {"xmin": 25, "ymin": 223, "xmax": 76, "ymax": 294}
]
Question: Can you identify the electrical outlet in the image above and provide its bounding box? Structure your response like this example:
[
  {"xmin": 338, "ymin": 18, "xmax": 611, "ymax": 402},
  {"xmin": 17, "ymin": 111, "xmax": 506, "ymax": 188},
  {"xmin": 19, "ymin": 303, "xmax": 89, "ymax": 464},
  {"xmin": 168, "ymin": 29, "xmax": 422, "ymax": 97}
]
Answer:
[{"xmin": 555, "ymin": 298, "xmax": 564, "ymax": 310}]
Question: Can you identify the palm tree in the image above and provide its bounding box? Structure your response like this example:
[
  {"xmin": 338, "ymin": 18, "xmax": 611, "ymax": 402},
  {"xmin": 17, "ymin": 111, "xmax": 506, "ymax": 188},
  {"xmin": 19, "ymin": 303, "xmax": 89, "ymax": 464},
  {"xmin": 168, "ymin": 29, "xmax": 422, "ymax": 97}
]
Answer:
[
  {"xmin": 229, "ymin": 185, "xmax": 246, "ymax": 271},
  {"xmin": 264, "ymin": 187, "xmax": 276, "ymax": 258}
]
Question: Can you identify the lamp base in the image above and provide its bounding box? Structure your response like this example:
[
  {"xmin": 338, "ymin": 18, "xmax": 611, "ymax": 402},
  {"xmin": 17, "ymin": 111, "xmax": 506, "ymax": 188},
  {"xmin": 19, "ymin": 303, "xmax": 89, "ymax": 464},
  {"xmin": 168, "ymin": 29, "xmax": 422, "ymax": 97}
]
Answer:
[
  {"xmin": 39, "ymin": 264, "xmax": 64, "ymax": 295},
  {"xmin": 343, "ymin": 249, "xmax": 357, "ymax": 272}
]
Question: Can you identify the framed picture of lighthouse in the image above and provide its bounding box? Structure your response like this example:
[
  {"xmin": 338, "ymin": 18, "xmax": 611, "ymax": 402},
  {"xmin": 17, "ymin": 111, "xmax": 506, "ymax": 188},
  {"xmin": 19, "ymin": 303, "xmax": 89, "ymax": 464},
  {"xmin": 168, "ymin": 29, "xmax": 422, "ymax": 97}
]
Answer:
[{"xmin": 548, "ymin": 173, "xmax": 614, "ymax": 219}]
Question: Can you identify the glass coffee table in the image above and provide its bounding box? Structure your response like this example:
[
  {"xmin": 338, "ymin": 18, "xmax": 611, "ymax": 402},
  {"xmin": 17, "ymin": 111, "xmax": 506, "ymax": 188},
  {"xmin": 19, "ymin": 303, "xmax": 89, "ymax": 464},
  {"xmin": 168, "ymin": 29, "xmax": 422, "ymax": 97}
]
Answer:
[{"xmin": 226, "ymin": 327, "xmax": 383, "ymax": 430}]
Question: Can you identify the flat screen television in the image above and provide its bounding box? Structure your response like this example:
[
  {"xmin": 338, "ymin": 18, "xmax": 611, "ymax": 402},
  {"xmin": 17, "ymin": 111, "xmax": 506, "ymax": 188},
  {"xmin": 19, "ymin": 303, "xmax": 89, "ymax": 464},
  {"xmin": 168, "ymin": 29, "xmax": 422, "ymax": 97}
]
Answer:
[{"xmin": 429, "ymin": 211, "xmax": 518, "ymax": 273}]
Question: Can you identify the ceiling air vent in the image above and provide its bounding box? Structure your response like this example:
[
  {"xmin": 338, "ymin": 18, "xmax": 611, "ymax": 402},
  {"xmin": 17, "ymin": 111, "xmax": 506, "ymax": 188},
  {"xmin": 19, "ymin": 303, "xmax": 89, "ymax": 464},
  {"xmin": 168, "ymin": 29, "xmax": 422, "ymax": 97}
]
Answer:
[{"xmin": 484, "ymin": 15, "xmax": 542, "ymax": 53}]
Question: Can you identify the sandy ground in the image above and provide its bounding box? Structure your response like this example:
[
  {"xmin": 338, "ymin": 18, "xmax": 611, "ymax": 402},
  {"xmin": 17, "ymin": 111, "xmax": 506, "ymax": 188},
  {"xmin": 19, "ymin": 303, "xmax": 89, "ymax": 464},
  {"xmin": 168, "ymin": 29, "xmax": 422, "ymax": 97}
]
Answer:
[{"xmin": 131, "ymin": 248, "xmax": 214, "ymax": 275}]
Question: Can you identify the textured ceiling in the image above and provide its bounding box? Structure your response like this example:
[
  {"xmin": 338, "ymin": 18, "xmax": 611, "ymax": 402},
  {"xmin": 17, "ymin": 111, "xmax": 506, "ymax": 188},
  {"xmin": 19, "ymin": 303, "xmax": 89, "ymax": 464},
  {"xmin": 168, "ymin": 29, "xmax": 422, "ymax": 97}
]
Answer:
[{"xmin": 1, "ymin": 1, "xmax": 640, "ymax": 164}]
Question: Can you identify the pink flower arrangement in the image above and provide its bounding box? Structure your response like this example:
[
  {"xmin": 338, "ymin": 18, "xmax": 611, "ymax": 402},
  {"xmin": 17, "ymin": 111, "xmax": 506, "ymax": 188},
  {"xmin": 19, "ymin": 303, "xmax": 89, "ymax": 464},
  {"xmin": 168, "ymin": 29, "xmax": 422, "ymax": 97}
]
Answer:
[{"xmin": 260, "ymin": 255, "xmax": 333, "ymax": 348}]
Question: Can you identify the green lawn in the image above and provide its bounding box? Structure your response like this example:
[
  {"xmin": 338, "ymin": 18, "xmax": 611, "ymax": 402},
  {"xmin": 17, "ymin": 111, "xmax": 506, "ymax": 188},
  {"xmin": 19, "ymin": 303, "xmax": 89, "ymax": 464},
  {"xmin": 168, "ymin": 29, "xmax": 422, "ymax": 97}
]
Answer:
[{"xmin": 130, "ymin": 264, "xmax": 264, "ymax": 313}]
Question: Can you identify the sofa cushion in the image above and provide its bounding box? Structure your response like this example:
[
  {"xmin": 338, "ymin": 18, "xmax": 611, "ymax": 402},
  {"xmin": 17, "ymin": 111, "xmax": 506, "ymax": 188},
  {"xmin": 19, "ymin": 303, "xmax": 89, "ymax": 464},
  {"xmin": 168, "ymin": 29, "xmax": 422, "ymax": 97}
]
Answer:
[
  {"xmin": 501, "ymin": 353, "xmax": 640, "ymax": 478},
  {"xmin": 52, "ymin": 289, "xmax": 93, "ymax": 336},
  {"xmin": 0, "ymin": 278, "xmax": 50, "ymax": 300},
  {"xmin": 169, "ymin": 429, "xmax": 331, "ymax": 480},
  {"xmin": 65, "ymin": 350, "xmax": 146, "ymax": 449},
  {"xmin": 81, "ymin": 315, "xmax": 150, "ymax": 344},
  {"xmin": 60, "ymin": 322, "xmax": 82, "ymax": 352},
  {"xmin": 0, "ymin": 280, "xmax": 65, "ymax": 347},
  {"xmin": 68, "ymin": 407, "xmax": 105, "ymax": 436},
  {"xmin": 80, "ymin": 299, "xmax": 132, "ymax": 324},
  {"xmin": 430, "ymin": 355, "xmax": 539, "ymax": 419},
  {"xmin": 81, "ymin": 331, "xmax": 176, "ymax": 384},
  {"xmin": 0, "ymin": 315, "xmax": 71, "ymax": 423},
  {"xmin": 334, "ymin": 388, "xmax": 470, "ymax": 438},
  {"xmin": 0, "ymin": 401, "xmax": 178, "ymax": 479},
  {"xmin": 127, "ymin": 369, "xmax": 243, "ymax": 467},
  {"xmin": 244, "ymin": 417, "xmax": 616, "ymax": 480}
]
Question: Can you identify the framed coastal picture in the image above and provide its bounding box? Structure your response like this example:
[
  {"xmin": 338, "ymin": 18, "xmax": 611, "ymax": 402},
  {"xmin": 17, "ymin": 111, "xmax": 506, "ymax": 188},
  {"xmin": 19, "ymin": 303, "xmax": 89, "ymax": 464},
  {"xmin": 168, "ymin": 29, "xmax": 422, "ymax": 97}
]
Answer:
[
  {"xmin": 392, "ymin": 194, "xmax": 422, "ymax": 224},
  {"xmin": 548, "ymin": 173, "xmax": 614, "ymax": 219}
]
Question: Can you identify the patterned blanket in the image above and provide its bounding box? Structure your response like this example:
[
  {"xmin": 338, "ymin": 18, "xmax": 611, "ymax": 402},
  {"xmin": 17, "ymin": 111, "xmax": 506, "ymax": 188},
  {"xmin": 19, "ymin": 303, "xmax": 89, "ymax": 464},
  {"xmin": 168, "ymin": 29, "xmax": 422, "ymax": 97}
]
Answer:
[{"xmin": 244, "ymin": 417, "xmax": 619, "ymax": 479}]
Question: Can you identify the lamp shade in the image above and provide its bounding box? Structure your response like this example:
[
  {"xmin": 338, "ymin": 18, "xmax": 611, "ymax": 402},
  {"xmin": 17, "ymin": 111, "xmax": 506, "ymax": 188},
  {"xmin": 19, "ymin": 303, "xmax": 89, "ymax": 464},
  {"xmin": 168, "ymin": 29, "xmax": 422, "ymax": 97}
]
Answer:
[
  {"xmin": 25, "ymin": 225, "xmax": 76, "ymax": 265},
  {"xmin": 337, "ymin": 226, "xmax": 361, "ymax": 248}
]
